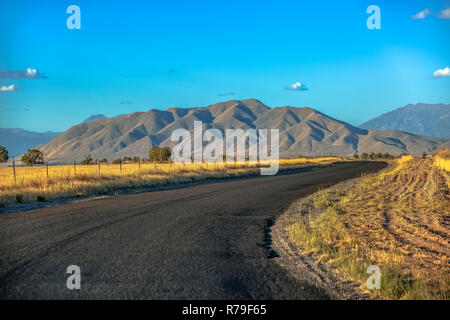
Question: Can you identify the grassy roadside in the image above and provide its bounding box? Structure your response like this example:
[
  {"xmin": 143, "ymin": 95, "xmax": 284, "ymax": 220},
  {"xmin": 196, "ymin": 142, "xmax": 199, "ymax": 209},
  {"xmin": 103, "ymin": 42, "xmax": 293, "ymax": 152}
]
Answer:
[
  {"xmin": 288, "ymin": 153, "xmax": 450, "ymax": 299},
  {"xmin": 0, "ymin": 157, "xmax": 340, "ymax": 208}
]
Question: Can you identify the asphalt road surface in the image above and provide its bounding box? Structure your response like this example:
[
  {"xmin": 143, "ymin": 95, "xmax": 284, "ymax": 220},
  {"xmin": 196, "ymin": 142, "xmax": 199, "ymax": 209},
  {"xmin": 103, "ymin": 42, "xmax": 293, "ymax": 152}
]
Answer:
[{"xmin": 0, "ymin": 161, "xmax": 386, "ymax": 299}]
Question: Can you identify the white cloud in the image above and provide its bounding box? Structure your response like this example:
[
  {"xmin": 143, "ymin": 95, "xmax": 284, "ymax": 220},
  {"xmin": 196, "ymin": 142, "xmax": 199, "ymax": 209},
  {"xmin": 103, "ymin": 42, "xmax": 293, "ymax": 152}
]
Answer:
[
  {"xmin": 26, "ymin": 68, "xmax": 37, "ymax": 76},
  {"xmin": 437, "ymin": 8, "xmax": 450, "ymax": 19},
  {"xmin": 0, "ymin": 84, "xmax": 21, "ymax": 92},
  {"xmin": 432, "ymin": 67, "xmax": 450, "ymax": 78},
  {"xmin": 285, "ymin": 82, "xmax": 308, "ymax": 91},
  {"xmin": 411, "ymin": 8, "xmax": 432, "ymax": 19}
]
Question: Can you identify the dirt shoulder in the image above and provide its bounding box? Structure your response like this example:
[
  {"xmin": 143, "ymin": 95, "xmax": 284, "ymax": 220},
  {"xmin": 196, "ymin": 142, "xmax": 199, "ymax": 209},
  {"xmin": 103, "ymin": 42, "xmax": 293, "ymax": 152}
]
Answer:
[
  {"xmin": 271, "ymin": 177, "xmax": 369, "ymax": 299},
  {"xmin": 271, "ymin": 158, "xmax": 449, "ymax": 300}
]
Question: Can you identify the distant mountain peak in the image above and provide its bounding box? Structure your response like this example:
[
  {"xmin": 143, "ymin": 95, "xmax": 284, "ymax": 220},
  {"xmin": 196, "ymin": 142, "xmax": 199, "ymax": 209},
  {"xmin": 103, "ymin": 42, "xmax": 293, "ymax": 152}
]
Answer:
[
  {"xmin": 0, "ymin": 128, "xmax": 60, "ymax": 157},
  {"xmin": 360, "ymin": 103, "xmax": 449, "ymax": 139},
  {"xmin": 241, "ymin": 98, "xmax": 265, "ymax": 104},
  {"xmin": 83, "ymin": 114, "xmax": 107, "ymax": 123}
]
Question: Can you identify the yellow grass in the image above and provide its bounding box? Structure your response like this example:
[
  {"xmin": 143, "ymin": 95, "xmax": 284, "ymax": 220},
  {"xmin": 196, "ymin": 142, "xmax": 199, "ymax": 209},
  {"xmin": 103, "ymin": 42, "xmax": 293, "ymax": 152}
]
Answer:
[
  {"xmin": 397, "ymin": 154, "xmax": 414, "ymax": 164},
  {"xmin": 434, "ymin": 148, "xmax": 450, "ymax": 173},
  {"xmin": 288, "ymin": 156, "xmax": 450, "ymax": 299},
  {"xmin": 0, "ymin": 157, "xmax": 343, "ymax": 208},
  {"xmin": 435, "ymin": 158, "xmax": 450, "ymax": 172}
]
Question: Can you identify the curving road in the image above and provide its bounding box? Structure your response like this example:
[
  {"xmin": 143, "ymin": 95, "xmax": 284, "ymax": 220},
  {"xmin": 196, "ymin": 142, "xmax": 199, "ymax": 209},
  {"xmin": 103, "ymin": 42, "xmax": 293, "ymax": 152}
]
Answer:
[{"xmin": 0, "ymin": 161, "xmax": 386, "ymax": 299}]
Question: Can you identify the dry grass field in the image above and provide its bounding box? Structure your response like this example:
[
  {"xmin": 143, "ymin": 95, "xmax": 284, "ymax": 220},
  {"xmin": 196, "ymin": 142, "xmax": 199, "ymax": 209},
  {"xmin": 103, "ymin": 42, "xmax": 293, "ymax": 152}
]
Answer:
[
  {"xmin": 288, "ymin": 153, "xmax": 450, "ymax": 299},
  {"xmin": 434, "ymin": 148, "xmax": 450, "ymax": 174},
  {"xmin": 0, "ymin": 157, "xmax": 339, "ymax": 208}
]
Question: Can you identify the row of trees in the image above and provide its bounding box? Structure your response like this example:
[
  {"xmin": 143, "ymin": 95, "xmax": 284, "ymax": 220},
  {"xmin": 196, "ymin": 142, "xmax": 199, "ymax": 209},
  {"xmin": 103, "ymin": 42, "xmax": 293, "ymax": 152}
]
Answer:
[
  {"xmin": 1, "ymin": 145, "xmax": 172, "ymax": 167},
  {"xmin": 354, "ymin": 152, "xmax": 393, "ymax": 160},
  {"xmin": 1, "ymin": 146, "xmax": 173, "ymax": 166},
  {"xmin": 3, "ymin": 145, "xmax": 418, "ymax": 167},
  {"xmin": 0, "ymin": 146, "xmax": 45, "ymax": 166},
  {"xmin": 80, "ymin": 147, "xmax": 172, "ymax": 165}
]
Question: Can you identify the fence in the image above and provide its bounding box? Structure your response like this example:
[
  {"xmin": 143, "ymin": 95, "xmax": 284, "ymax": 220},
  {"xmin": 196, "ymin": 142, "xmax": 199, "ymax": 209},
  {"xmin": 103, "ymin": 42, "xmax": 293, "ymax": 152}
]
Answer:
[
  {"xmin": 1, "ymin": 160, "xmax": 164, "ymax": 184},
  {"xmin": 0, "ymin": 159, "xmax": 247, "ymax": 185},
  {"xmin": 0, "ymin": 156, "xmax": 343, "ymax": 187}
]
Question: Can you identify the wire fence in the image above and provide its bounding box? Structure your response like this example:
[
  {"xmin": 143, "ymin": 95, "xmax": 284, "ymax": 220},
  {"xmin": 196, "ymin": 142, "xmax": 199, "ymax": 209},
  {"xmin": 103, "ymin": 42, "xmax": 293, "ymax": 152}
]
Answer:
[
  {"xmin": 0, "ymin": 156, "xmax": 344, "ymax": 187},
  {"xmin": 0, "ymin": 160, "xmax": 179, "ymax": 184}
]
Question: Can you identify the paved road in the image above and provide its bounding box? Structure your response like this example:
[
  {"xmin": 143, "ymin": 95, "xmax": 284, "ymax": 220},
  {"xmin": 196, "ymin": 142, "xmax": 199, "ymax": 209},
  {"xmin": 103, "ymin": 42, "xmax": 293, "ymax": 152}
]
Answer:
[{"xmin": 0, "ymin": 161, "xmax": 386, "ymax": 299}]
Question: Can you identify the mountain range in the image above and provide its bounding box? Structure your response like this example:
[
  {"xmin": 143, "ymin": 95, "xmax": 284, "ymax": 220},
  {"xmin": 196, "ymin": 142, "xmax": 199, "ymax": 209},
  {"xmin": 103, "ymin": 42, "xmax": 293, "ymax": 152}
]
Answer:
[
  {"xmin": 35, "ymin": 99, "xmax": 447, "ymax": 163},
  {"xmin": 0, "ymin": 115, "xmax": 110, "ymax": 158},
  {"xmin": 0, "ymin": 128, "xmax": 60, "ymax": 158},
  {"xmin": 359, "ymin": 103, "xmax": 449, "ymax": 139}
]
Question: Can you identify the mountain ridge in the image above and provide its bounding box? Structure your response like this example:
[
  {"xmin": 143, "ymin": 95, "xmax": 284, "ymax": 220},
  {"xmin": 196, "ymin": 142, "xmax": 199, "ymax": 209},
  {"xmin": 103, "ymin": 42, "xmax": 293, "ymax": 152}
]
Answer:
[
  {"xmin": 83, "ymin": 114, "xmax": 107, "ymax": 123},
  {"xmin": 359, "ymin": 103, "xmax": 449, "ymax": 139},
  {"xmin": 35, "ymin": 99, "xmax": 448, "ymax": 162},
  {"xmin": 0, "ymin": 128, "xmax": 61, "ymax": 157}
]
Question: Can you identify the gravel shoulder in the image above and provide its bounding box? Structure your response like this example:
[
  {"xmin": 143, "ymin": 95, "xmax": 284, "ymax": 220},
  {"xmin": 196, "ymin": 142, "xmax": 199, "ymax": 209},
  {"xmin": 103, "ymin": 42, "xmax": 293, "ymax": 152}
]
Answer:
[
  {"xmin": 271, "ymin": 162, "xmax": 396, "ymax": 300},
  {"xmin": 271, "ymin": 178, "xmax": 370, "ymax": 299}
]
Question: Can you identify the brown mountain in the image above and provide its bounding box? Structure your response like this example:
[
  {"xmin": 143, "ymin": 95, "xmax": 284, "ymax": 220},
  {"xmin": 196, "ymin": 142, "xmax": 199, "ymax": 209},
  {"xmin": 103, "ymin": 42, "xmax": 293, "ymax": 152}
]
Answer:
[{"xmin": 38, "ymin": 99, "xmax": 447, "ymax": 163}]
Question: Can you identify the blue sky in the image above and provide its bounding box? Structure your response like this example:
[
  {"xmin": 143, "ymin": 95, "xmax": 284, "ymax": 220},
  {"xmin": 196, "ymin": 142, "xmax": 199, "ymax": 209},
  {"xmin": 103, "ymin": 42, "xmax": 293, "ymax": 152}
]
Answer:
[{"xmin": 0, "ymin": 0, "xmax": 449, "ymax": 132}]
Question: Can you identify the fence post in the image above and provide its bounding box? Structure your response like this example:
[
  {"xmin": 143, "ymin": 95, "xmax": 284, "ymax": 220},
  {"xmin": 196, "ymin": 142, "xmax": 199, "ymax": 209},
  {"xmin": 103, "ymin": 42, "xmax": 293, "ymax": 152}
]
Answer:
[{"xmin": 12, "ymin": 156, "xmax": 16, "ymax": 184}]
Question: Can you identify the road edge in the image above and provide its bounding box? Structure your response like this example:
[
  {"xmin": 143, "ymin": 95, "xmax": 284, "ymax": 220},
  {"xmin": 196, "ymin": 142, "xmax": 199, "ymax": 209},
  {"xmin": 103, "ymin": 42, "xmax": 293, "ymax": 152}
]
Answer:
[{"xmin": 269, "ymin": 163, "xmax": 393, "ymax": 299}]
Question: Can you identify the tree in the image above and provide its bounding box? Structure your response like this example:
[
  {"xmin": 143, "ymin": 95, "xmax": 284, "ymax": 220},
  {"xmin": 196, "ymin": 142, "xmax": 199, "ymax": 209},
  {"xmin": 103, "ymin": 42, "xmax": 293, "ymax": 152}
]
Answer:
[
  {"xmin": 149, "ymin": 147, "xmax": 171, "ymax": 162},
  {"xmin": 99, "ymin": 158, "xmax": 108, "ymax": 163},
  {"xmin": 422, "ymin": 153, "xmax": 427, "ymax": 159},
  {"xmin": 112, "ymin": 158, "xmax": 122, "ymax": 164},
  {"xmin": 81, "ymin": 154, "xmax": 94, "ymax": 165},
  {"xmin": 21, "ymin": 149, "xmax": 45, "ymax": 166},
  {"xmin": 123, "ymin": 156, "xmax": 132, "ymax": 162},
  {"xmin": 133, "ymin": 156, "xmax": 140, "ymax": 163},
  {"xmin": 353, "ymin": 154, "xmax": 359, "ymax": 159},
  {"xmin": 160, "ymin": 147, "xmax": 171, "ymax": 162},
  {"xmin": 361, "ymin": 152, "xmax": 368, "ymax": 160},
  {"xmin": 0, "ymin": 146, "xmax": 8, "ymax": 163},
  {"xmin": 149, "ymin": 147, "xmax": 161, "ymax": 162}
]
